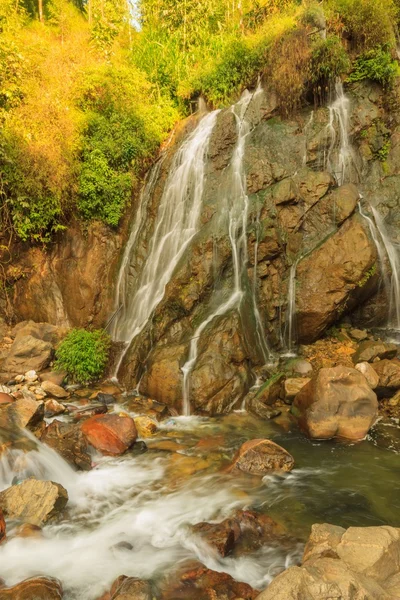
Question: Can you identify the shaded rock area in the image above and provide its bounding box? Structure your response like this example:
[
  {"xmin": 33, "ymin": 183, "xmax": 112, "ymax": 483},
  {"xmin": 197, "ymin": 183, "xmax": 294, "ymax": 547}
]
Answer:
[
  {"xmin": 255, "ymin": 524, "xmax": 400, "ymax": 600},
  {"xmin": 0, "ymin": 577, "xmax": 63, "ymax": 600},
  {"xmin": 0, "ymin": 478, "xmax": 68, "ymax": 526},
  {"xmin": 292, "ymin": 366, "xmax": 378, "ymax": 441},
  {"xmin": 41, "ymin": 420, "xmax": 92, "ymax": 470}
]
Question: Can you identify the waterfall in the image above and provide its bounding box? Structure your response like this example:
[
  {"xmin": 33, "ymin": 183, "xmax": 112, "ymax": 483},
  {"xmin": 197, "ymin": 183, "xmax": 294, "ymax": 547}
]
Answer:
[
  {"xmin": 358, "ymin": 201, "xmax": 400, "ymax": 330},
  {"xmin": 110, "ymin": 110, "xmax": 219, "ymax": 376},
  {"xmin": 181, "ymin": 88, "xmax": 272, "ymax": 416},
  {"xmin": 283, "ymin": 260, "xmax": 298, "ymax": 357},
  {"xmin": 325, "ymin": 81, "xmax": 357, "ymax": 185}
]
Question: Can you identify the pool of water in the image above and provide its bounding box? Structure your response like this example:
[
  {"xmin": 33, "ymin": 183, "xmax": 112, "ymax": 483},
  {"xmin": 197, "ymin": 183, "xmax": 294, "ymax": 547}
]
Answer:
[{"xmin": 0, "ymin": 407, "xmax": 399, "ymax": 599}]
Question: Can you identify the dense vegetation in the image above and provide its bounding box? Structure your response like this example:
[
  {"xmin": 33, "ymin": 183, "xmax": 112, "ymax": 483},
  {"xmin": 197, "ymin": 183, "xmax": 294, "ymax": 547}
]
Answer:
[
  {"xmin": 55, "ymin": 327, "xmax": 111, "ymax": 383},
  {"xmin": 0, "ymin": 0, "xmax": 399, "ymax": 244}
]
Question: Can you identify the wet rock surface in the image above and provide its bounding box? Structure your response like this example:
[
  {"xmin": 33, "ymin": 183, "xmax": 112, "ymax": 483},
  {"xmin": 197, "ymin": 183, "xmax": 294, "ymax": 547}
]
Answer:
[
  {"xmin": 0, "ymin": 577, "xmax": 63, "ymax": 599},
  {"xmin": 81, "ymin": 413, "xmax": 137, "ymax": 456}
]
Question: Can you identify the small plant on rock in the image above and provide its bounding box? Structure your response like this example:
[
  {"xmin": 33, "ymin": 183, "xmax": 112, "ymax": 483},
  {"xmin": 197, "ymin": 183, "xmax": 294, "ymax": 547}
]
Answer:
[{"xmin": 55, "ymin": 328, "xmax": 111, "ymax": 385}]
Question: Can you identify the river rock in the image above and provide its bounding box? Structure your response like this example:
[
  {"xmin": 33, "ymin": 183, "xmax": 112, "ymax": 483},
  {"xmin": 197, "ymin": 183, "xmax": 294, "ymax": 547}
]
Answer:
[
  {"xmin": 2, "ymin": 335, "xmax": 53, "ymax": 374},
  {"xmin": 255, "ymin": 524, "xmax": 400, "ymax": 600},
  {"xmin": 229, "ymin": 439, "xmax": 294, "ymax": 475},
  {"xmin": 161, "ymin": 562, "xmax": 258, "ymax": 600},
  {"xmin": 292, "ymin": 366, "xmax": 378, "ymax": 441},
  {"xmin": 111, "ymin": 577, "xmax": 152, "ymax": 600},
  {"xmin": 0, "ymin": 478, "xmax": 68, "ymax": 525},
  {"xmin": 24, "ymin": 369, "xmax": 38, "ymax": 382},
  {"xmin": 246, "ymin": 396, "xmax": 281, "ymax": 420},
  {"xmin": 81, "ymin": 413, "xmax": 137, "ymax": 456},
  {"xmin": 97, "ymin": 392, "xmax": 116, "ymax": 406},
  {"xmin": 0, "ymin": 577, "xmax": 63, "ymax": 599},
  {"xmin": 41, "ymin": 420, "xmax": 92, "ymax": 470},
  {"xmin": 192, "ymin": 518, "xmax": 241, "ymax": 557},
  {"xmin": 44, "ymin": 399, "xmax": 66, "ymax": 417},
  {"xmin": 40, "ymin": 370, "xmax": 67, "ymax": 387},
  {"xmin": 355, "ymin": 362, "xmax": 379, "ymax": 389},
  {"xmin": 134, "ymin": 416, "xmax": 158, "ymax": 438},
  {"xmin": 353, "ymin": 341, "xmax": 398, "ymax": 364},
  {"xmin": 41, "ymin": 380, "xmax": 69, "ymax": 399},
  {"xmin": 284, "ymin": 378, "xmax": 311, "ymax": 403},
  {"xmin": 372, "ymin": 359, "xmax": 400, "ymax": 397}
]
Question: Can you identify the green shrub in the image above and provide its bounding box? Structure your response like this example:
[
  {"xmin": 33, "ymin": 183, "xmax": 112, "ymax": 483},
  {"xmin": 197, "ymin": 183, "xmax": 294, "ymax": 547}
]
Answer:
[
  {"xmin": 327, "ymin": 0, "xmax": 396, "ymax": 51},
  {"xmin": 348, "ymin": 47, "xmax": 399, "ymax": 87},
  {"xmin": 55, "ymin": 328, "xmax": 111, "ymax": 384}
]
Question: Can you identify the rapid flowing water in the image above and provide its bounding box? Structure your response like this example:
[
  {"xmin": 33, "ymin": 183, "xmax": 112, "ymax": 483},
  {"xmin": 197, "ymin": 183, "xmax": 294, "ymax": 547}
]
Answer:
[
  {"xmin": 0, "ymin": 411, "xmax": 399, "ymax": 600},
  {"xmin": 358, "ymin": 200, "xmax": 400, "ymax": 330},
  {"xmin": 283, "ymin": 260, "xmax": 298, "ymax": 357},
  {"xmin": 110, "ymin": 110, "xmax": 219, "ymax": 375},
  {"xmin": 182, "ymin": 89, "xmax": 272, "ymax": 415},
  {"xmin": 325, "ymin": 81, "xmax": 357, "ymax": 186}
]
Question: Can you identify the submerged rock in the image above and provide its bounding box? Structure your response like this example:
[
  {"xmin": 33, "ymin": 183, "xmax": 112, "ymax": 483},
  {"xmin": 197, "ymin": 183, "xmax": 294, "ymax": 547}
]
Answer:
[
  {"xmin": 229, "ymin": 439, "xmax": 294, "ymax": 475},
  {"xmin": 255, "ymin": 524, "xmax": 400, "ymax": 600},
  {"xmin": 0, "ymin": 478, "xmax": 68, "ymax": 525},
  {"xmin": 81, "ymin": 413, "xmax": 137, "ymax": 456},
  {"xmin": 0, "ymin": 576, "xmax": 63, "ymax": 599},
  {"xmin": 292, "ymin": 366, "xmax": 378, "ymax": 441}
]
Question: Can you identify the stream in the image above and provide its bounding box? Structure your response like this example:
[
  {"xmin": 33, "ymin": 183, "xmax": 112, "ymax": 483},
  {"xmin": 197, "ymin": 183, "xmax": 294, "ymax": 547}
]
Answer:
[{"xmin": 0, "ymin": 402, "xmax": 399, "ymax": 599}]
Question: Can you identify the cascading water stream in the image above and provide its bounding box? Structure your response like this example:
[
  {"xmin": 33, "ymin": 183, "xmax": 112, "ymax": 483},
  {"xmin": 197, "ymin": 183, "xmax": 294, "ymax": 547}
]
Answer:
[
  {"xmin": 325, "ymin": 81, "xmax": 357, "ymax": 186},
  {"xmin": 110, "ymin": 110, "xmax": 219, "ymax": 377},
  {"xmin": 283, "ymin": 260, "xmax": 299, "ymax": 357},
  {"xmin": 358, "ymin": 200, "xmax": 400, "ymax": 330},
  {"xmin": 181, "ymin": 88, "xmax": 272, "ymax": 416}
]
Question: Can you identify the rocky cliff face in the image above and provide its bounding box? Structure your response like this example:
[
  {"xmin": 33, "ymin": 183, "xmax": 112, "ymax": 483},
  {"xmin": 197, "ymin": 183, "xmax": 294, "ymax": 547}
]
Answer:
[{"xmin": 4, "ymin": 80, "xmax": 400, "ymax": 415}]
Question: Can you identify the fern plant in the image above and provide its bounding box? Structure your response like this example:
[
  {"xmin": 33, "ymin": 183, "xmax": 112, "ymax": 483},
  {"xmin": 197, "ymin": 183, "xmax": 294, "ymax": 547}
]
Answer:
[{"xmin": 55, "ymin": 328, "xmax": 111, "ymax": 385}]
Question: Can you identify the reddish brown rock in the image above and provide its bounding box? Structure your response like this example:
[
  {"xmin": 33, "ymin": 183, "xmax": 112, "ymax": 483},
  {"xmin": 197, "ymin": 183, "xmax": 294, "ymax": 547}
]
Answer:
[
  {"xmin": 293, "ymin": 366, "xmax": 378, "ymax": 441},
  {"xmin": 81, "ymin": 413, "xmax": 137, "ymax": 456},
  {"xmin": 0, "ymin": 393, "xmax": 13, "ymax": 405},
  {"xmin": 161, "ymin": 562, "xmax": 259, "ymax": 600},
  {"xmin": 0, "ymin": 576, "xmax": 63, "ymax": 599},
  {"xmin": 229, "ymin": 439, "xmax": 294, "ymax": 475},
  {"xmin": 192, "ymin": 518, "xmax": 241, "ymax": 557},
  {"xmin": 0, "ymin": 508, "xmax": 5, "ymax": 543}
]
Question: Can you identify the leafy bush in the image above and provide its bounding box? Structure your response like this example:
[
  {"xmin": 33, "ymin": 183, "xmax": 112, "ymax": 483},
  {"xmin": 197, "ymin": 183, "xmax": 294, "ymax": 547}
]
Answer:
[
  {"xmin": 348, "ymin": 47, "xmax": 399, "ymax": 87},
  {"xmin": 327, "ymin": 0, "xmax": 397, "ymax": 51},
  {"xmin": 55, "ymin": 328, "xmax": 111, "ymax": 384}
]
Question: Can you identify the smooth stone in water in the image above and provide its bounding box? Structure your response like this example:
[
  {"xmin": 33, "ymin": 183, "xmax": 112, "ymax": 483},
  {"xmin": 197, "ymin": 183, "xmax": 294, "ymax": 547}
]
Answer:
[
  {"xmin": 41, "ymin": 380, "xmax": 69, "ymax": 399},
  {"xmin": 229, "ymin": 439, "xmax": 294, "ymax": 475},
  {"xmin": 0, "ymin": 576, "xmax": 63, "ymax": 599}
]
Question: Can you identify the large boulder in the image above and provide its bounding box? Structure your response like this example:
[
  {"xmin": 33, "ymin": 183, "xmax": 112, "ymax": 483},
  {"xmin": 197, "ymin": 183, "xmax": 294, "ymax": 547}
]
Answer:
[
  {"xmin": 81, "ymin": 413, "xmax": 137, "ymax": 456},
  {"xmin": 255, "ymin": 524, "xmax": 400, "ymax": 600},
  {"xmin": 11, "ymin": 321, "xmax": 66, "ymax": 346},
  {"xmin": 2, "ymin": 335, "xmax": 53, "ymax": 374},
  {"xmin": 296, "ymin": 217, "xmax": 377, "ymax": 343},
  {"xmin": 229, "ymin": 439, "xmax": 294, "ymax": 475},
  {"xmin": 292, "ymin": 366, "xmax": 378, "ymax": 441},
  {"xmin": 0, "ymin": 577, "xmax": 63, "ymax": 600},
  {"xmin": 41, "ymin": 420, "xmax": 92, "ymax": 470},
  {"xmin": 372, "ymin": 359, "xmax": 400, "ymax": 398},
  {"xmin": 0, "ymin": 478, "xmax": 68, "ymax": 525}
]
